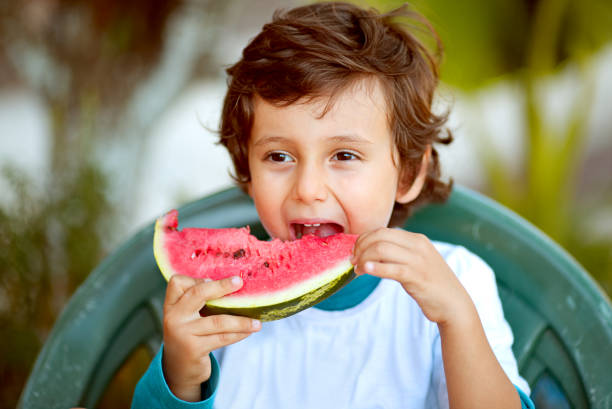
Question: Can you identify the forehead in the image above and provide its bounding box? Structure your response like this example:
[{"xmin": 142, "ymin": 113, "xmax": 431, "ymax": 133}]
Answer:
[{"xmin": 251, "ymin": 77, "xmax": 391, "ymax": 142}]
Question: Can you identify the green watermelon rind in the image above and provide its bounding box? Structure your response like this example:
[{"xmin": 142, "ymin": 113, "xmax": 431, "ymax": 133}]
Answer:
[
  {"xmin": 202, "ymin": 266, "xmax": 355, "ymax": 321},
  {"xmin": 153, "ymin": 211, "xmax": 356, "ymax": 321}
]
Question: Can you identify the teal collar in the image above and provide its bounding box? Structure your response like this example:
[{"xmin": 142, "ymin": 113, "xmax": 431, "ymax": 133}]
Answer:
[{"xmin": 314, "ymin": 274, "xmax": 381, "ymax": 311}]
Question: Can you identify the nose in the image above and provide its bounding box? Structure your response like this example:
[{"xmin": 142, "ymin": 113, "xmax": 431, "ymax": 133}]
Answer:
[{"xmin": 293, "ymin": 161, "xmax": 328, "ymax": 204}]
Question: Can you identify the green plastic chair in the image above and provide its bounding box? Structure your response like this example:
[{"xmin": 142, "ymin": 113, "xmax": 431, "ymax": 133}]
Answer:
[{"xmin": 18, "ymin": 185, "xmax": 612, "ymax": 409}]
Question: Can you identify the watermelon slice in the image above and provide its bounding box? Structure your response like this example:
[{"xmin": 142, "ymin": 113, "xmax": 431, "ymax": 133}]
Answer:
[{"xmin": 153, "ymin": 210, "xmax": 357, "ymax": 321}]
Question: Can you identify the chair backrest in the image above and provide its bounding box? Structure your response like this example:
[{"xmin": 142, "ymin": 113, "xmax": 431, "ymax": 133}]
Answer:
[
  {"xmin": 405, "ymin": 186, "xmax": 612, "ymax": 409},
  {"xmin": 18, "ymin": 186, "xmax": 612, "ymax": 409}
]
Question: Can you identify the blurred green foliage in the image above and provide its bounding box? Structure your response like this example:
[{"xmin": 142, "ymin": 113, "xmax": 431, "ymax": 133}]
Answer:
[
  {"xmin": 0, "ymin": 0, "xmax": 182, "ymax": 406},
  {"xmin": 368, "ymin": 0, "xmax": 612, "ymax": 294},
  {"xmin": 0, "ymin": 163, "xmax": 114, "ymax": 408},
  {"xmin": 367, "ymin": 0, "xmax": 612, "ymax": 88}
]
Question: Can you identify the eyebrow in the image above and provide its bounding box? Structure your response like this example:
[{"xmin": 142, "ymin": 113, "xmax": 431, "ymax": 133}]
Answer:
[
  {"xmin": 252, "ymin": 136, "xmax": 291, "ymax": 148},
  {"xmin": 327, "ymin": 134, "xmax": 374, "ymax": 145},
  {"xmin": 252, "ymin": 134, "xmax": 374, "ymax": 147}
]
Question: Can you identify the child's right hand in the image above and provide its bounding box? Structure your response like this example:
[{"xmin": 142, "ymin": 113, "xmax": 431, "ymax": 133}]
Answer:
[{"xmin": 162, "ymin": 275, "xmax": 261, "ymax": 402}]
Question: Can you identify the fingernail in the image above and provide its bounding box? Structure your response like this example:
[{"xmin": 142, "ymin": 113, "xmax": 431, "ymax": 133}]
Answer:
[
  {"xmin": 231, "ymin": 276, "xmax": 242, "ymax": 286},
  {"xmin": 252, "ymin": 319, "xmax": 261, "ymax": 329},
  {"xmin": 204, "ymin": 278, "xmax": 213, "ymax": 283},
  {"xmin": 364, "ymin": 261, "xmax": 374, "ymax": 273}
]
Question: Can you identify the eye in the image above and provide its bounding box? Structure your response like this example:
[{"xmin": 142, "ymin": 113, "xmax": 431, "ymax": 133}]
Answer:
[
  {"xmin": 266, "ymin": 151, "xmax": 293, "ymax": 162},
  {"xmin": 332, "ymin": 151, "xmax": 359, "ymax": 161}
]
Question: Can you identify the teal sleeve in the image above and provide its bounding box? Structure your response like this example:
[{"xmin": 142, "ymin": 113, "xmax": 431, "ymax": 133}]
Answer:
[
  {"xmin": 515, "ymin": 385, "xmax": 535, "ymax": 409},
  {"xmin": 131, "ymin": 344, "xmax": 219, "ymax": 409}
]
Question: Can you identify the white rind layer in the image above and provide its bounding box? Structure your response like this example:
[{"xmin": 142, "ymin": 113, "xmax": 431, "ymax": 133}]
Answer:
[{"xmin": 206, "ymin": 259, "xmax": 353, "ymax": 309}]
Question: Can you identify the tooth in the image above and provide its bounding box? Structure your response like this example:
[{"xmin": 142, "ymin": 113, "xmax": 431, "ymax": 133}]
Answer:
[
  {"xmin": 304, "ymin": 224, "xmax": 312, "ymax": 227},
  {"xmin": 312, "ymin": 223, "xmax": 321, "ymax": 227}
]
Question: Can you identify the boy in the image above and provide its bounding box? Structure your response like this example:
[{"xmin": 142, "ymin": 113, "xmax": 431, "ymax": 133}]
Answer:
[{"xmin": 133, "ymin": 2, "xmax": 534, "ymax": 408}]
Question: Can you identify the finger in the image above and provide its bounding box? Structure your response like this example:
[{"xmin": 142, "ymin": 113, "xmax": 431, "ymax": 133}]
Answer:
[
  {"xmin": 190, "ymin": 314, "xmax": 261, "ymax": 336},
  {"xmin": 353, "ymin": 240, "xmax": 415, "ymax": 275},
  {"xmin": 176, "ymin": 276, "xmax": 244, "ymax": 315},
  {"xmin": 352, "ymin": 230, "xmax": 430, "ymax": 266},
  {"xmin": 165, "ymin": 274, "xmax": 199, "ymax": 306},
  {"xmin": 352, "ymin": 228, "xmax": 412, "ymax": 262},
  {"xmin": 200, "ymin": 331, "xmax": 254, "ymax": 351},
  {"xmin": 357, "ymin": 260, "xmax": 410, "ymax": 283}
]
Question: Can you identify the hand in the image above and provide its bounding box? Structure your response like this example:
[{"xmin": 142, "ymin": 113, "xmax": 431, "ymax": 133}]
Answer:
[
  {"xmin": 351, "ymin": 228, "xmax": 474, "ymax": 326},
  {"xmin": 162, "ymin": 275, "xmax": 262, "ymax": 401},
  {"xmin": 353, "ymin": 229, "xmax": 521, "ymax": 409}
]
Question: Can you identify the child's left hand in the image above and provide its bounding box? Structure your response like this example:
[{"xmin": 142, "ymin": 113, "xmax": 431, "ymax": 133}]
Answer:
[{"xmin": 350, "ymin": 227, "xmax": 474, "ymax": 327}]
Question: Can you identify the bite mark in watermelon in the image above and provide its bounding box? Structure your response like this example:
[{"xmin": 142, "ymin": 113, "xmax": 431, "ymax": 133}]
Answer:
[{"xmin": 153, "ymin": 210, "xmax": 357, "ymax": 321}]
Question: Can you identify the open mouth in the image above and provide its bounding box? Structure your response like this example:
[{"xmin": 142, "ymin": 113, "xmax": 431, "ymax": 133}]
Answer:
[{"xmin": 291, "ymin": 222, "xmax": 344, "ymax": 240}]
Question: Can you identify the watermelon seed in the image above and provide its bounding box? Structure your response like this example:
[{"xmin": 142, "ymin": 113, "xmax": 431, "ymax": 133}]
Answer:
[
  {"xmin": 224, "ymin": 252, "xmax": 230, "ymax": 257},
  {"xmin": 263, "ymin": 261, "xmax": 270, "ymax": 268},
  {"xmin": 233, "ymin": 249, "xmax": 246, "ymax": 259}
]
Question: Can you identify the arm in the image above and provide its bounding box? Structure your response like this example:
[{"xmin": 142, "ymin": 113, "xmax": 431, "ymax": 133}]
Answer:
[
  {"xmin": 131, "ymin": 345, "xmax": 219, "ymax": 409},
  {"xmin": 437, "ymin": 299, "xmax": 520, "ymax": 409},
  {"xmin": 351, "ymin": 228, "xmax": 521, "ymax": 409}
]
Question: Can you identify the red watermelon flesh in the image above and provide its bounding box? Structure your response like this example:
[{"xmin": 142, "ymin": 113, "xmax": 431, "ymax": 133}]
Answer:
[{"xmin": 153, "ymin": 210, "xmax": 357, "ymax": 321}]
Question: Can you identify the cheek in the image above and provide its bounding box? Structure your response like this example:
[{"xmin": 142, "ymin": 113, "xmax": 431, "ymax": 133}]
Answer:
[
  {"xmin": 249, "ymin": 178, "xmax": 287, "ymax": 235},
  {"xmin": 252, "ymin": 195, "xmax": 278, "ymax": 233},
  {"xmin": 251, "ymin": 182, "xmax": 277, "ymax": 214},
  {"xmin": 339, "ymin": 176, "xmax": 397, "ymax": 231},
  {"xmin": 341, "ymin": 162, "xmax": 399, "ymax": 200},
  {"xmin": 354, "ymin": 195, "xmax": 395, "ymax": 225}
]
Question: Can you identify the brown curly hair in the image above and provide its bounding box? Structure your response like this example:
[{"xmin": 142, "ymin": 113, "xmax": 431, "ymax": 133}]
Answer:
[{"xmin": 218, "ymin": 2, "xmax": 453, "ymax": 227}]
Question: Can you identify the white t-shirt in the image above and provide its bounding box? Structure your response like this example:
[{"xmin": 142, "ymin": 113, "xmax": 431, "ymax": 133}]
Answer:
[{"xmin": 211, "ymin": 241, "xmax": 530, "ymax": 409}]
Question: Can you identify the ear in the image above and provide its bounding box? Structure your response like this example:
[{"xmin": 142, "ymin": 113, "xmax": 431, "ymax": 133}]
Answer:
[{"xmin": 395, "ymin": 146, "xmax": 431, "ymax": 204}]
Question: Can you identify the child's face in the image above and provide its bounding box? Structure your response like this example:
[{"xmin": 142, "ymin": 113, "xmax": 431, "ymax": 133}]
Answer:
[{"xmin": 247, "ymin": 79, "xmax": 422, "ymax": 241}]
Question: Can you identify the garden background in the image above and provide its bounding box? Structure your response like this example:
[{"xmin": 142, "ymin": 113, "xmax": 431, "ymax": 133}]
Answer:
[{"xmin": 1, "ymin": 0, "xmax": 611, "ymax": 407}]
